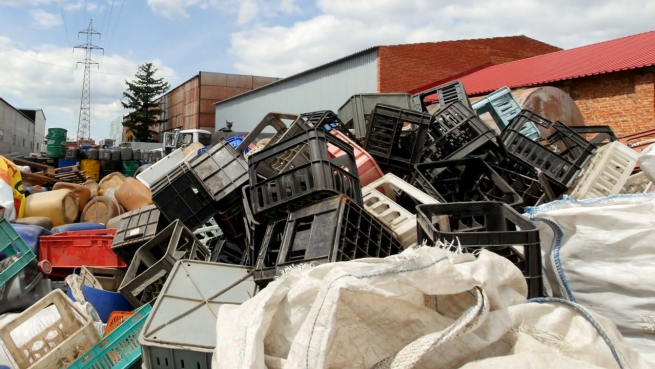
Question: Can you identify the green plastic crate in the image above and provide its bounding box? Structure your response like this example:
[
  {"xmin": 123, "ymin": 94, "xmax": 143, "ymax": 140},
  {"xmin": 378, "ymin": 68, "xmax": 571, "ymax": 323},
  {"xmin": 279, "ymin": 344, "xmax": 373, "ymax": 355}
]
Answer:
[
  {"xmin": 68, "ymin": 304, "xmax": 152, "ymax": 369},
  {"xmin": 0, "ymin": 218, "xmax": 36, "ymax": 288}
]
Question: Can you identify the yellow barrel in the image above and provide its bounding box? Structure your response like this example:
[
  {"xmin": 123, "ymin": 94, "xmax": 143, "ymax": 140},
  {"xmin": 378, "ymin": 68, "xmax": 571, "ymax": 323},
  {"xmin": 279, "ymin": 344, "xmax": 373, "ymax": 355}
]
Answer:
[{"xmin": 81, "ymin": 159, "xmax": 101, "ymax": 181}]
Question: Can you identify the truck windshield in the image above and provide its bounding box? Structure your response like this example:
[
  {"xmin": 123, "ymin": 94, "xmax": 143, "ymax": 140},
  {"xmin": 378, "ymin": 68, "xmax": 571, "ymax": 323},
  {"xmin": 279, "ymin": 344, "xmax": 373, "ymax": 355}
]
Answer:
[{"xmin": 198, "ymin": 133, "xmax": 211, "ymax": 146}]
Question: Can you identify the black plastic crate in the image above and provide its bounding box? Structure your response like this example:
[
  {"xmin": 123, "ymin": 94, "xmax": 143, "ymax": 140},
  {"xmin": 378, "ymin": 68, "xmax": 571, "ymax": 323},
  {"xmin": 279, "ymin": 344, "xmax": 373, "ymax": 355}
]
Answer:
[
  {"xmin": 568, "ymin": 125, "xmax": 618, "ymax": 145},
  {"xmin": 413, "ymin": 158, "xmax": 522, "ymax": 207},
  {"xmin": 493, "ymin": 154, "xmax": 566, "ymax": 210},
  {"xmin": 362, "ymin": 104, "xmax": 431, "ymax": 170},
  {"xmin": 187, "ymin": 138, "xmax": 249, "ymax": 207},
  {"xmin": 415, "ymin": 202, "xmax": 543, "ymax": 298},
  {"xmin": 275, "ymin": 195, "xmax": 403, "ymax": 273},
  {"xmin": 118, "ymin": 220, "xmax": 210, "ymax": 307},
  {"xmin": 111, "ymin": 205, "xmax": 169, "ymax": 264},
  {"xmin": 208, "ymin": 236, "xmax": 246, "ymax": 265},
  {"xmin": 502, "ymin": 110, "xmax": 596, "ymax": 187},
  {"xmin": 422, "ymin": 101, "xmax": 502, "ymax": 162},
  {"xmin": 150, "ymin": 161, "xmax": 220, "ymax": 231},
  {"xmin": 301, "ymin": 110, "xmax": 357, "ymax": 142},
  {"xmin": 412, "ymin": 80, "xmax": 471, "ymax": 113},
  {"xmin": 253, "ymin": 220, "xmax": 287, "ymax": 288},
  {"xmin": 215, "ymin": 200, "xmax": 247, "ymax": 250},
  {"xmin": 546, "ymin": 121, "xmax": 598, "ymax": 163},
  {"xmin": 249, "ymin": 128, "xmax": 362, "ymax": 220}
]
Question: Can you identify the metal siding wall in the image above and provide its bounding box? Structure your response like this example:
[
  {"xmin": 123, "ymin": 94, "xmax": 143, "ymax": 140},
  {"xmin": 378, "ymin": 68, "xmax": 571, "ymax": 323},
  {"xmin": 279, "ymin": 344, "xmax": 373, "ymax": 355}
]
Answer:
[
  {"xmin": 0, "ymin": 100, "xmax": 36, "ymax": 156},
  {"xmin": 215, "ymin": 50, "xmax": 378, "ymax": 132}
]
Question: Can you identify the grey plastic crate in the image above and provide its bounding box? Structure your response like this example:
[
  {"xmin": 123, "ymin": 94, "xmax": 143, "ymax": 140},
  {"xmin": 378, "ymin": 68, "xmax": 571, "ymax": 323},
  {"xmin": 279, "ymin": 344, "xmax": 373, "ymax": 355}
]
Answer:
[
  {"xmin": 187, "ymin": 138, "xmax": 249, "ymax": 207},
  {"xmin": 411, "ymin": 80, "xmax": 471, "ymax": 112},
  {"xmin": 119, "ymin": 220, "xmax": 210, "ymax": 307},
  {"xmin": 139, "ymin": 260, "xmax": 256, "ymax": 369},
  {"xmin": 338, "ymin": 93, "xmax": 412, "ymax": 140},
  {"xmin": 111, "ymin": 205, "xmax": 168, "ymax": 265}
]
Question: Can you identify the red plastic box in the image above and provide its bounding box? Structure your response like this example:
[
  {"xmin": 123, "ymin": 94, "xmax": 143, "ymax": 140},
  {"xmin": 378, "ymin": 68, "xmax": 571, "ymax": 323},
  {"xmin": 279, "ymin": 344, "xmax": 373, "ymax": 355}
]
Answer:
[
  {"xmin": 39, "ymin": 229, "xmax": 126, "ymax": 278},
  {"xmin": 328, "ymin": 130, "xmax": 384, "ymax": 187}
]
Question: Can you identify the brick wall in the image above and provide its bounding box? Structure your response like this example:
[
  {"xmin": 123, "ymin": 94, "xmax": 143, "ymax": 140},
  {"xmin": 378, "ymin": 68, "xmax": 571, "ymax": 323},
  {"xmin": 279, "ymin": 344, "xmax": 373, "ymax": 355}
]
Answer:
[
  {"xmin": 557, "ymin": 71, "xmax": 655, "ymax": 137},
  {"xmin": 377, "ymin": 36, "xmax": 561, "ymax": 93}
]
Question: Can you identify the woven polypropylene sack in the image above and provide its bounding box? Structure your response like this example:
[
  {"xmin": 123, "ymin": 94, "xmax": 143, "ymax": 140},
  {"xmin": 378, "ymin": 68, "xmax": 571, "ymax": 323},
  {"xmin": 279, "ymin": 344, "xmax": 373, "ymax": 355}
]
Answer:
[
  {"xmin": 211, "ymin": 246, "xmax": 649, "ymax": 369},
  {"xmin": 527, "ymin": 194, "xmax": 655, "ymax": 366}
]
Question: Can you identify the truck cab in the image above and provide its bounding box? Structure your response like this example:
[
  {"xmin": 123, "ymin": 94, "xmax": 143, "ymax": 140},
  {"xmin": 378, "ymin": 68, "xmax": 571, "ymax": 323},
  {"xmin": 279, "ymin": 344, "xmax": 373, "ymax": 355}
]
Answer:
[{"xmin": 163, "ymin": 128, "xmax": 212, "ymax": 154}]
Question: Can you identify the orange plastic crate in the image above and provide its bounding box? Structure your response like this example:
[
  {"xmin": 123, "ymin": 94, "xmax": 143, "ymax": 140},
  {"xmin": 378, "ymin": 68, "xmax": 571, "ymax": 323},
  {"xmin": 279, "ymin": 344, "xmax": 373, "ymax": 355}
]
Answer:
[
  {"xmin": 104, "ymin": 310, "xmax": 134, "ymax": 337},
  {"xmin": 39, "ymin": 229, "xmax": 126, "ymax": 278}
]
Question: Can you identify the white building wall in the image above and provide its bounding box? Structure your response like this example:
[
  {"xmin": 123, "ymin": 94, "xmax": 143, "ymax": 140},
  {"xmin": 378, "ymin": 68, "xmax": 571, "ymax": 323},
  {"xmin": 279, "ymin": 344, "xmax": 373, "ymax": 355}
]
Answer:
[
  {"xmin": 0, "ymin": 99, "xmax": 36, "ymax": 156},
  {"xmin": 34, "ymin": 110, "xmax": 46, "ymax": 153},
  {"xmin": 215, "ymin": 49, "xmax": 378, "ymax": 133},
  {"xmin": 109, "ymin": 116, "xmax": 124, "ymax": 145}
]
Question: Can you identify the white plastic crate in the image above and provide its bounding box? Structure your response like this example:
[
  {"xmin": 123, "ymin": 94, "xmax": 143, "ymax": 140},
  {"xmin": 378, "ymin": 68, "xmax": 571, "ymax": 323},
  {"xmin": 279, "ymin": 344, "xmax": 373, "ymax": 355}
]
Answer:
[
  {"xmin": 136, "ymin": 148, "xmax": 185, "ymax": 189},
  {"xmin": 192, "ymin": 217, "xmax": 222, "ymax": 245},
  {"xmin": 621, "ymin": 172, "xmax": 655, "ymax": 194},
  {"xmin": 0, "ymin": 289, "xmax": 100, "ymax": 369},
  {"xmin": 363, "ymin": 189, "xmax": 418, "ymax": 248},
  {"xmin": 568, "ymin": 141, "xmax": 638, "ymax": 199},
  {"xmin": 139, "ymin": 260, "xmax": 256, "ymax": 369},
  {"xmin": 362, "ymin": 173, "xmax": 450, "ymax": 244}
]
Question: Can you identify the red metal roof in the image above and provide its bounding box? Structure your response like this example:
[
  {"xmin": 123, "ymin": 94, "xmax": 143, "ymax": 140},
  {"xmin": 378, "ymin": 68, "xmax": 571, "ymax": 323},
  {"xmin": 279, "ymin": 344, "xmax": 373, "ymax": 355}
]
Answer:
[{"xmin": 425, "ymin": 29, "xmax": 655, "ymax": 100}]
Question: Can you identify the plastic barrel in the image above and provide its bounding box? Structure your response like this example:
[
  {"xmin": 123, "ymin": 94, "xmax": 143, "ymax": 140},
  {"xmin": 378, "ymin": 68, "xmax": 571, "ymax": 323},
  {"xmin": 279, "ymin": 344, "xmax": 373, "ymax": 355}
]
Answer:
[
  {"xmin": 46, "ymin": 128, "xmax": 67, "ymax": 158},
  {"xmin": 121, "ymin": 160, "xmax": 140, "ymax": 178},
  {"xmin": 46, "ymin": 146, "xmax": 66, "ymax": 158},
  {"xmin": 81, "ymin": 159, "xmax": 101, "ymax": 181}
]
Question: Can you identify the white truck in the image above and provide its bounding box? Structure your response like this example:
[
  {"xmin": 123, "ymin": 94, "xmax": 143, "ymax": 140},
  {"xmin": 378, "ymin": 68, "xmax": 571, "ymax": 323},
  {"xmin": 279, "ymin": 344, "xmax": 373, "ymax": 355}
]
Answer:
[{"xmin": 121, "ymin": 128, "xmax": 213, "ymax": 155}]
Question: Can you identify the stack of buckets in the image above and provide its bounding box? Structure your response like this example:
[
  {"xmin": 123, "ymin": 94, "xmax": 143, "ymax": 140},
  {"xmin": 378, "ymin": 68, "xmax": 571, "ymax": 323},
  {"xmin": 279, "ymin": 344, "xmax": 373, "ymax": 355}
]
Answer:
[{"xmin": 46, "ymin": 128, "xmax": 67, "ymax": 158}]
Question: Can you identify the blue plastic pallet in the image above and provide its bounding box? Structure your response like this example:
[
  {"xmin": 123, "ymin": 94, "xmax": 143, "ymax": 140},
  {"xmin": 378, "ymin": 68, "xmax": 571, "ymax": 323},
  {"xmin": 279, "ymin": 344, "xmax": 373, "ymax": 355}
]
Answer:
[
  {"xmin": 472, "ymin": 87, "xmax": 540, "ymax": 140},
  {"xmin": 68, "ymin": 304, "xmax": 152, "ymax": 369},
  {"xmin": 0, "ymin": 219, "xmax": 36, "ymax": 288}
]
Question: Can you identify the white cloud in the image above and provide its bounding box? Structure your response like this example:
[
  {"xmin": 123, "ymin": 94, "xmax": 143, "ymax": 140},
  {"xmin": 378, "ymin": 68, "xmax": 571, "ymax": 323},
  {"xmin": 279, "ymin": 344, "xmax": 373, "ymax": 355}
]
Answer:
[
  {"xmin": 0, "ymin": 37, "xmax": 185, "ymax": 141},
  {"xmin": 30, "ymin": 9, "xmax": 63, "ymax": 29},
  {"xmin": 237, "ymin": 0, "xmax": 259, "ymax": 25},
  {"xmin": 0, "ymin": 0, "xmax": 53, "ymax": 6},
  {"xmin": 228, "ymin": 0, "xmax": 655, "ymax": 77},
  {"xmin": 146, "ymin": 0, "xmax": 298, "ymax": 20}
]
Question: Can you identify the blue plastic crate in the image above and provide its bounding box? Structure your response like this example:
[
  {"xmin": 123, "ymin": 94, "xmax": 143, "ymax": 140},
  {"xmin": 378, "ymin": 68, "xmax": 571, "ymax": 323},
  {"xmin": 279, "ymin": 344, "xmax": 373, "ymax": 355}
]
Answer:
[
  {"xmin": 68, "ymin": 304, "xmax": 152, "ymax": 369},
  {"xmin": 226, "ymin": 134, "xmax": 250, "ymax": 155},
  {"xmin": 472, "ymin": 87, "xmax": 540, "ymax": 141},
  {"xmin": 0, "ymin": 219, "xmax": 37, "ymax": 288}
]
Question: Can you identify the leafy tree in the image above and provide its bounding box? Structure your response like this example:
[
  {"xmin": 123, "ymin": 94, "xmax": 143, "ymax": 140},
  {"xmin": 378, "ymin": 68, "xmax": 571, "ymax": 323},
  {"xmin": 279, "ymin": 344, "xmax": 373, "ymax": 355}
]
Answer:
[{"xmin": 121, "ymin": 63, "xmax": 170, "ymax": 142}]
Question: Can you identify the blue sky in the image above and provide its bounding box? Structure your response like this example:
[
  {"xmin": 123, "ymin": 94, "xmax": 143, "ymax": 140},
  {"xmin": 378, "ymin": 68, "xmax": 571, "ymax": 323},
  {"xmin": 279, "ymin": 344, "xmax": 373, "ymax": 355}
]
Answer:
[{"xmin": 1, "ymin": 0, "xmax": 654, "ymax": 142}]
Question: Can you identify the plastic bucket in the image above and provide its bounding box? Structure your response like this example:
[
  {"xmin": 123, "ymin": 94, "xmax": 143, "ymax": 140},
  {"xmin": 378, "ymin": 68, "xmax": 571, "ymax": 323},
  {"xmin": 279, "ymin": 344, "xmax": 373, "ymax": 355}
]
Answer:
[{"xmin": 47, "ymin": 128, "xmax": 67, "ymax": 139}]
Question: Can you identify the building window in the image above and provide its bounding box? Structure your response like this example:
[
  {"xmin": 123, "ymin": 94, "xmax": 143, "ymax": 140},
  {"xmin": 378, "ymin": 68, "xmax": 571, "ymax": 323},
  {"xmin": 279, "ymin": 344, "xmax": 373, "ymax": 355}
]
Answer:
[
  {"xmin": 12, "ymin": 135, "xmax": 16, "ymax": 144},
  {"xmin": 22, "ymin": 138, "xmax": 25, "ymax": 147},
  {"xmin": 30, "ymin": 141, "xmax": 33, "ymax": 150},
  {"xmin": 0, "ymin": 130, "xmax": 3, "ymax": 142},
  {"xmin": 37, "ymin": 143, "xmax": 40, "ymax": 151}
]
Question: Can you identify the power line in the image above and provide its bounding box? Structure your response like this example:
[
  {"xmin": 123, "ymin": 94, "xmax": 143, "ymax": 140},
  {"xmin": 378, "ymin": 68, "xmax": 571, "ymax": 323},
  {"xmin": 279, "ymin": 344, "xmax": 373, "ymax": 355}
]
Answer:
[
  {"xmin": 0, "ymin": 49, "xmax": 195, "ymax": 78},
  {"xmin": 106, "ymin": 0, "xmax": 125, "ymax": 49},
  {"xmin": 103, "ymin": 0, "xmax": 115, "ymax": 48},
  {"xmin": 57, "ymin": 0, "xmax": 71, "ymax": 46}
]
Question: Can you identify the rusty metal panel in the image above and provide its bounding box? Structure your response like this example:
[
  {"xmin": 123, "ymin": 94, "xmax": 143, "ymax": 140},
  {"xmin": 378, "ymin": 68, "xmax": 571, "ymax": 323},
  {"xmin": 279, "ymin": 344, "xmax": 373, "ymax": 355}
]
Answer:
[
  {"xmin": 200, "ymin": 100, "xmax": 217, "ymax": 114},
  {"xmin": 226, "ymin": 74, "xmax": 238, "ymax": 88},
  {"xmin": 236, "ymin": 75, "xmax": 253, "ymax": 89},
  {"xmin": 253, "ymin": 76, "xmax": 281, "ymax": 89},
  {"xmin": 198, "ymin": 113, "xmax": 215, "ymax": 128},
  {"xmin": 201, "ymin": 72, "xmax": 228, "ymax": 86},
  {"xmin": 202, "ymin": 86, "xmax": 229, "ymax": 101}
]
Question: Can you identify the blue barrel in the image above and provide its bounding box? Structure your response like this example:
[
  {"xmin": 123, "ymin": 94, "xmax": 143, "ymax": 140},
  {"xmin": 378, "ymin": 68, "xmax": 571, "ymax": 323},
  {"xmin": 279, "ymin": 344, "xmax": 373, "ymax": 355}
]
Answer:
[
  {"xmin": 58, "ymin": 159, "xmax": 79, "ymax": 173},
  {"xmin": 67, "ymin": 283, "xmax": 133, "ymax": 323},
  {"xmin": 51, "ymin": 223, "xmax": 106, "ymax": 234},
  {"xmin": 2, "ymin": 224, "xmax": 51, "ymax": 259}
]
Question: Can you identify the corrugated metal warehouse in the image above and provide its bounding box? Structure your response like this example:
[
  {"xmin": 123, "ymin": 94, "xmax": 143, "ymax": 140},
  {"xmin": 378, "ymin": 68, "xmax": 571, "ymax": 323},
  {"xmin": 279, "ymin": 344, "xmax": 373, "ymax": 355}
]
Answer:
[
  {"xmin": 214, "ymin": 36, "xmax": 561, "ymax": 132},
  {"xmin": 0, "ymin": 98, "xmax": 44, "ymax": 156}
]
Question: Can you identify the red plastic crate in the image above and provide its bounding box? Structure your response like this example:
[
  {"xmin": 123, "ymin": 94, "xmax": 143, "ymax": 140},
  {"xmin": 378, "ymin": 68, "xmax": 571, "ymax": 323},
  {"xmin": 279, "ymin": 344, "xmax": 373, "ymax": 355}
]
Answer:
[
  {"xmin": 39, "ymin": 229, "xmax": 126, "ymax": 278},
  {"xmin": 328, "ymin": 130, "xmax": 384, "ymax": 187}
]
